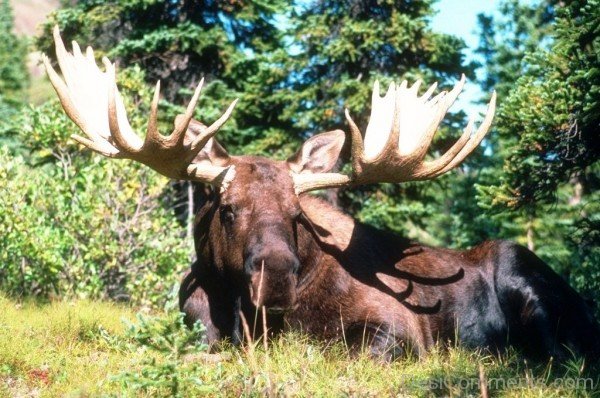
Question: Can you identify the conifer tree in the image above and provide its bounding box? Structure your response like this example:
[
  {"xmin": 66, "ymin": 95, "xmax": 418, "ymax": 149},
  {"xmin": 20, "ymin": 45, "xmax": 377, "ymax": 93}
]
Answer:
[
  {"xmin": 477, "ymin": 0, "xmax": 600, "ymax": 303},
  {"xmin": 0, "ymin": 0, "xmax": 29, "ymax": 149},
  {"xmin": 0, "ymin": 0, "xmax": 29, "ymax": 118}
]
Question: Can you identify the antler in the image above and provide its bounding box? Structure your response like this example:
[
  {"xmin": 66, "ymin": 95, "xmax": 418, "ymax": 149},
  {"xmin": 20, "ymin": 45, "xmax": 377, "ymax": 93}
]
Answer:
[
  {"xmin": 43, "ymin": 26, "xmax": 238, "ymax": 187},
  {"xmin": 293, "ymin": 75, "xmax": 496, "ymax": 193}
]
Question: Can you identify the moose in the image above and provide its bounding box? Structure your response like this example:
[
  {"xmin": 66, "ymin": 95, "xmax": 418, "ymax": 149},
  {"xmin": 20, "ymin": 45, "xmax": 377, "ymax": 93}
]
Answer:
[{"xmin": 44, "ymin": 27, "xmax": 599, "ymax": 361}]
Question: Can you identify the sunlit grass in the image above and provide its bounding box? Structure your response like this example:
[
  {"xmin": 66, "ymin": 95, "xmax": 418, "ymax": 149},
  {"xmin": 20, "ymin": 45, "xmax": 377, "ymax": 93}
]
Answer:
[
  {"xmin": 0, "ymin": 295, "xmax": 139, "ymax": 396},
  {"xmin": 0, "ymin": 295, "xmax": 598, "ymax": 397}
]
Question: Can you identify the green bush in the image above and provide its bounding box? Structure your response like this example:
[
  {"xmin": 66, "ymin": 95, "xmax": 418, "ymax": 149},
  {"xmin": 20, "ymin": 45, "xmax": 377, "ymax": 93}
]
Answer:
[
  {"xmin": 0, "ymin": 147, "xmax": 190, "ymax": 306},
  {"xmin": 0, "ymin": 67, "xmax": 191, "ymax": 307}
]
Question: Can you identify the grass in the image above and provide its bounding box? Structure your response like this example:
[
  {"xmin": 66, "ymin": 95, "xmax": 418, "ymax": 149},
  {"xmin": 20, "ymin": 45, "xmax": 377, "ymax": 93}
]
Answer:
[{"xmin": 0, "ymin": 295, "xmax": 598, "ymax": 397}]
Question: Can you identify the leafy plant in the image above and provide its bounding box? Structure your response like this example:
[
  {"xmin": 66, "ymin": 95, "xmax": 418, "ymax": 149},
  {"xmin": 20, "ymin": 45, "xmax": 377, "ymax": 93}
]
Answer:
[
  {"xmin": 112, "ymin": 312, "xmax": 215, "ymax": 396},
  {"xmin": 0, "ymin": 68, "xmax": 190, "ymax": 307}
]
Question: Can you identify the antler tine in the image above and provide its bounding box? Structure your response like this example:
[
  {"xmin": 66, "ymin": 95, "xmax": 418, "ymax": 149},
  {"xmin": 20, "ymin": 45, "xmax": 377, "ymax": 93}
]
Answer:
[
  {"xmin": 53, "ymin": 26, "xmax": 75, "ymax": 88},
  {"xmin": 415, "ymin": 116, "xmax": 475, "ymax": 179},
  {"xmin": 442, "ymin": 74, "xmax": 466, "ymax": 109},
  {"xmin": 362, "ymin": 80, "xmax": 396, "ymax": 161},
  {"xmin": 170, "ymin": 79, "xmax": 204, "ymax": 145},
  {"xmin": 429, "ymin": 91, "xmax": 497, "ymax": 177},
  {"xmin": 85, "ymin": 46, "xmax": 94, "ymax": 62},
  {"xmin": 203, "ymin": 98, "xmax": 239, "ymax": 136},
  {"xmin": 72, "ymin": 40, "xmax": 84, "ymax": 59},
  {"xmin": 43, "ymin": 53, "xmax": 84, "ymax": 131},
  {"xmin": 420, "ymin": 81, "xmax": 438, "ymax": 102},
  {"xmin": 409, "ymin": 79, "xmax": 422, "ymax": 94},
  {"xmin": 145, "ymin": 80, "xmax": 161, "ymax": 145},
  {"xmin": 72, "ymin": 133, "xmax": 120, "ymax": 157},
  {"xmin": 105, "ymin": 58, "xmax": 142, "ymax": 153},
  {"xmin": 344, "ymin": 108, "xmax": 365, "ymax": 175},
  {"xmin": 190, "ymin": 98, "xmax": 239, "ymax": 155},
  {"xmin": 380, "ymin": 80, "xmax": 405, "ymax": 160}
]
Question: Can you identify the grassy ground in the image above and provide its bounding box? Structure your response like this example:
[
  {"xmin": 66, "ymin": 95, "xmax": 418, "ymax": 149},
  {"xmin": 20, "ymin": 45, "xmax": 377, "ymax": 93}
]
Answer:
[{"xmin": 0, "ymin": 295, "xmax": 598, "ymax": 397}]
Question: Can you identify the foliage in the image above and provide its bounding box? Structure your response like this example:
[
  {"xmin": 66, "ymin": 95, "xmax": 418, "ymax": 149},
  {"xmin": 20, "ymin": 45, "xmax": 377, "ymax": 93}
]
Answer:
[
  {"xmin": 476, "ymin": 0, "xmax": 558, "ymax": 99},
  {"xmin": 1, "ymin": 296, "xmax": 599, "ymax": 397},
  {"xmin": 0, "ymin": 0, "xmax": 29, "ymax": 144},
  {"xmin": 113, "ymin": 313, "xmax": 213, "ymax": 396},
  {"xmin": 0, "ymin": 149, "xmax": 188, "ymax": 306},
  {"xmin": 475, "ymin": 0, "xmax": 600, "ymax": 306},
  {"xmin": 0, "ymin": 68, "xmax": 190, "ymax": 307},
  {"xmin": 0, "ymin": 0, "xmax": 29, "ymax": 101},
  {"xmin": 476, "ymin": 0, "xmax": 599, "ymax": 211},
  {"xmin": 566, "ymin": 166, "xmax": 600, "ymax": 303}
]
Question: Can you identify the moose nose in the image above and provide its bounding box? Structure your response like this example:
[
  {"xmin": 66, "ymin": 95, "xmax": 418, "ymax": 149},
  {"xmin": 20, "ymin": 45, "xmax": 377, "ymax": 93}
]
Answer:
[
  {"xmin": 245, "ymin": 248, "xmax": 299, "ymax": 311},
  {"xmin": 266, "ymin": 307, "xmax": 287, "ymax": 315},
  {"xmin": 244, "ymin": 250, "xmax": 300, "ymax": 277}
]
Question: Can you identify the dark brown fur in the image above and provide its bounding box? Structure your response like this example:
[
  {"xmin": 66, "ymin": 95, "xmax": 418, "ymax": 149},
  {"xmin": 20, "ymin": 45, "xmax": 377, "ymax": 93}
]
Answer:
[{"xmin": 180, "ymin": 154, "xmax": 600, "ymax": 362}]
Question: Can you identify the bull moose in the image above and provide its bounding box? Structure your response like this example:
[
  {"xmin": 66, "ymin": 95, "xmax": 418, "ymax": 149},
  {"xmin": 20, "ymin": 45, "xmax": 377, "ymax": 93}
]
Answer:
[{"xmin": 44, "ymin": 27, "xmax": 600, "ymax": 361}]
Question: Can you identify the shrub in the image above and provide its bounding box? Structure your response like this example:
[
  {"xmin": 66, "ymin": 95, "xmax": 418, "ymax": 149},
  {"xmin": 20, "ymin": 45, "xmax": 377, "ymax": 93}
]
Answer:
[{"xmin": 0, "ymin": 67, "xmax": 191, "ymax": 307}]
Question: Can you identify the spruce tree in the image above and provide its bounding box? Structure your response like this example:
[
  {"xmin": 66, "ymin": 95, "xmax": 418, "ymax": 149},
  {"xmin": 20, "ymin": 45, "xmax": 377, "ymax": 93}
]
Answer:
[
  {"xmin": 0, "ymin": 0, "xmax": 29, "ymax": 146},
  {"xmin": 0, "ymin": 0, "xmax": 28, "ymax": 101},
  {"xmin": 0, "ymin": 0, "xmax": 28, "ymax": 106},
  {"xmin": 477, "ymin": 0, "xmax": 600, "ymax": 304}
]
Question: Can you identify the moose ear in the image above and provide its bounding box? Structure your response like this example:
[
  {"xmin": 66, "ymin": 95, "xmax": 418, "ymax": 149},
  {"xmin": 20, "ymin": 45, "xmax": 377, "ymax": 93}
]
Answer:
[
  {"xmin": 287, "ymin": 129, "xmax": 345, "ymax": 174},
  {"xmin": 184, "ymin": 118, "xmax": 230, "ymax": 167}
]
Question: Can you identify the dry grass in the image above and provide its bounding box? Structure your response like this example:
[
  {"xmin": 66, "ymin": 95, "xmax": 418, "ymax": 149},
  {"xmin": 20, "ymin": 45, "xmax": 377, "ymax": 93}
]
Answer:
[{"xmin": 0, "ymin": 296, "xmax": 139, "ymax": 396}]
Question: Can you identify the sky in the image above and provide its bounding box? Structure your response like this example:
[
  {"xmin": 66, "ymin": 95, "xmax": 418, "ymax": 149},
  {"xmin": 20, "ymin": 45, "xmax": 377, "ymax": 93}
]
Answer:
[{"xmin": 430, "ymin": 0, "xmax": 505, "ymax": 115}]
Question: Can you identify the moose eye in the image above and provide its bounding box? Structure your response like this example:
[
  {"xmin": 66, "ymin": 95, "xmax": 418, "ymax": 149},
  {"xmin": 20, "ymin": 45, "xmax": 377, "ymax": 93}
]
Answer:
[{"xmin": 220, "ymin": 205, "xmax": 236, "ymax": 224}]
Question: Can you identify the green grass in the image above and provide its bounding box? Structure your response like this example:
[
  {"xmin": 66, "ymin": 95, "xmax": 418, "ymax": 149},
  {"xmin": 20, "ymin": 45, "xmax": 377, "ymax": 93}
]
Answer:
[{"xmin": 0, "ymin": 295, "xmax": 598, "ymax": 397}]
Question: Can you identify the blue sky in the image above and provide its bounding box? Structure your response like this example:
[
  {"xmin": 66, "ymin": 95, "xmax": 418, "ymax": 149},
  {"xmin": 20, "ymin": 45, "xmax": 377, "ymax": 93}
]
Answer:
[
  {"xmin": 430, "ymin": 0, "xmax": 505, "ymax": 115},
  {"xmin": 431, "ymin": 0, "xmax": 505, "ymax": 57}
]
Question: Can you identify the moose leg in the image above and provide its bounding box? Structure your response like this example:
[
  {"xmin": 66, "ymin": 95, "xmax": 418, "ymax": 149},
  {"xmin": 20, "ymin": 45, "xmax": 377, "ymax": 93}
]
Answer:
[
  {"xmin": 345, "ymin": 323, "xmax": 415, "ymax": 362},
  {"xmin": 494, "ymin": 242, "xmax": 600, "ymax": 361},
  {"xmin": 179, "ymin": 264, "xmax": 241, "ymax": 345}
]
